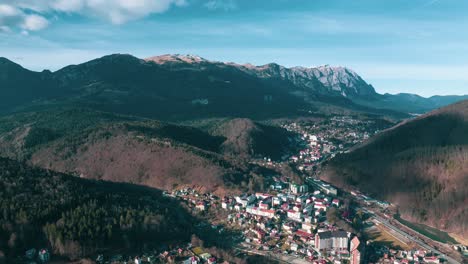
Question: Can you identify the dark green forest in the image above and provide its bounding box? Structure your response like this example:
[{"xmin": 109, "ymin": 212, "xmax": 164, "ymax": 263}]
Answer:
[{"xmin": 0, "ymin": 157, "xmax": 194, "ymax": 261}]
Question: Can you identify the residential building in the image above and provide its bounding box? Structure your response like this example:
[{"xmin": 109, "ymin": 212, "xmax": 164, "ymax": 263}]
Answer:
[
  {"xmin": 290, "ymin": 183, "xmax": 309, "ymax": 194},
  {"xmin": 350, "ymin": 236, "xmax": 361, "ymax": 264},
  {"xmin": 315, "ymin": 230, "xmax": 349, "ymax": 251}
]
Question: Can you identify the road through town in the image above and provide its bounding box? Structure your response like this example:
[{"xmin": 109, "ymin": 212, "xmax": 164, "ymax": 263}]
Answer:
[{"xmin": 365, "ymin": 209, "xmax": 461, "ymax": 264}]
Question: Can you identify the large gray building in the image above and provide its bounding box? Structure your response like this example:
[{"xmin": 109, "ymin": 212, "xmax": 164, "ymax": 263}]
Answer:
[{"xmin": 314, "ymin": 230, "xmax": 349, "ymax": 251}]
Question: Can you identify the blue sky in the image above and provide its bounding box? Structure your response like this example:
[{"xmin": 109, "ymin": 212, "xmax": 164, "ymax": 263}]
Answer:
[{"xmin": 1, "ymin": 0, "xmax": 467, "ymax": 97}]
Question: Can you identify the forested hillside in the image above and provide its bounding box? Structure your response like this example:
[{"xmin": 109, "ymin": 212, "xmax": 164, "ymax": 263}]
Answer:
[
  {"xmin": 0, "ymin": 108, "xmax": 293, "ymax": 194},
  {"xmin": 323, "ymin": 100, "xmax": 468, "ymax": 238},
  {"xmin": 0, "ymin": 157, "xmax": 194, "ymax": 261}
]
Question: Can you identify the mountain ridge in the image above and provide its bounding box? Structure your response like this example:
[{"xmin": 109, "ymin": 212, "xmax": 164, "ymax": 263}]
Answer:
[{"xmin": 0, "ymin": 53, "xmax": 466, "ymax": 117}]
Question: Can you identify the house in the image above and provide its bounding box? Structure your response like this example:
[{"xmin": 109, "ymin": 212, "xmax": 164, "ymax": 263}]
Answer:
[
  {"xmin": 255, "ymin": 193, "xmax": 272, "ymax": 199},
  {"xmin": 246, "ymin": 206, "xmax": 275, "ymax": 218},
  {"xmin": 314, "ymin": 203, "xmax": 327, "ymax": 212},
  {"xmin": 221, "ymin": 201, "xmax": 228, "ymax": 209},
  {"xmin": 235, "ymin": 194, "xmax": 256, "ymax": 207},
  {"xmin": 302, "ymin": 222, "xmax": 315, "ymax": 233},
  {"xmin": 221, "ymin": 199, "xmax": 235, "ymax": 210},
  {"xmin": 196, "ymin": 202, "xmax": 206, "ymax": 211},
  {"xmin": 296, "ymin": 229, "xmax": 314, "ymax": 241},
  {"xmin": 293, "ymin": 204, "xmax": 302, "ymax": 212},
  {"xmin": 234, "ymin": 204, "xmax": 242, "ymax": 211},
  {"xmin": 287, "ymin": 210, "xmax": 302, "ymax": 221},
  {"xmin": 282, "ymin": 222, "xmax": 296, "ymax": 233},
  {"xmin": 290, "ymin": 243, "xmax": 299, "ymax": 252},
  {"xmin": 332, "ymin": 199, "xmax": 340, "ymax": 207},
  {"xmin": 423, "ymin": 256, "xmax": 439, "ymax": 263}
]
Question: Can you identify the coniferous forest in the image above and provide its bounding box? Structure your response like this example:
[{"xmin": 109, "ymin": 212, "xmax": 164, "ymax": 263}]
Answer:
[{"xmin": 0, "ymin": 157, "xmax": 194, "ymax": 261}]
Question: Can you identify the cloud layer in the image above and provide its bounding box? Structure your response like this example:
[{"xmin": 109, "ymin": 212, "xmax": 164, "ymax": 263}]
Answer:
[{"xmin": 0, "ymin": 0, "xmax": 187, "ymax": 32}]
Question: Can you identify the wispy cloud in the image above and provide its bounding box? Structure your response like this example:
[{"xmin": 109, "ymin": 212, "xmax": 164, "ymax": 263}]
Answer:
[
  {"xmin": 424, "ymin": 0, "xmax": 440, "ymax": 7},
  {"xmin": 204, "ymin": 0, "xmax": 237, "ymax": 11},
  {"xmin": 0, "ymin": 0, "xmax": 188, "ymax": 32}
]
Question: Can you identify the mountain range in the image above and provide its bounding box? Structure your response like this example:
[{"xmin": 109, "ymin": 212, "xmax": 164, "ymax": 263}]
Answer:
[
  {"xmin": 146, "ymin": 54, "xmax": 468, "ymax": 114},
  {"xmin": 1, "ymin": 53, "xmax": 467, "ymax": 246},
  {"xmin": 1, "ymin": 54, "xmax": 467, "ymax": 120}
]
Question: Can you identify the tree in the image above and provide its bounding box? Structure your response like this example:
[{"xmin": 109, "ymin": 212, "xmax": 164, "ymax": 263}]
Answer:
[{"xmin": 326, "ymin": 207, "xmax": 338, "ymax": 224}]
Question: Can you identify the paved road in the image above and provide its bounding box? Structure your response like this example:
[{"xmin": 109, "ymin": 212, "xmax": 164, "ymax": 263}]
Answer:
[{"xmin": 364, "ymin": 209, "xmax": 461, "ymax": 264}]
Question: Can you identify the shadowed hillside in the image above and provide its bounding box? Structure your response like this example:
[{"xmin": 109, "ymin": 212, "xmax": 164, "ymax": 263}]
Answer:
[
  {"xmin": 208, "ymin": 118, "xmax": 297, "ymax": 161},
  {"xmin": 323, "ymin": 100, "xmax": 468, "ymax": 238},
  {"xmin": 0, "ymin": 157, "xmax": 194, "ymax": 261}
]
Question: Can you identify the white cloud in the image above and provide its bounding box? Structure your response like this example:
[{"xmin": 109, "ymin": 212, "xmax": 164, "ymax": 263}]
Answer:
[
  {"xmin": 0, "ymin": 4, "xmax": 48, "ymax": 33},
  {"xmin": 0, "ymin": 0, "xmax": 188, "ymax": 31},
  {"xmin": 22, "ymin": 14, "xmax": 49, "ymax": 31},
  {"xmin": 52, "ymin": 0, "xmax": 84, "ymax": 12},
  {"xmin": 84, "ymin": 0, "xmax": 188, "ymax": 24},
  {"xmin": 0, "ymin": 4, "xmax": 21, "ymax": 16}
]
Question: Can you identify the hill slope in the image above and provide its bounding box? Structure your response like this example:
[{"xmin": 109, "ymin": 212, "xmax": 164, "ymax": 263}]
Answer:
[
  {"xmin": 0, "ymin": 108, "xmax": 294, "ymax": 194},
  {"xmin": 0, "ymin": 157, "xmax": 194, "ymax": 261},
  {"xmin": 323, "ymin": 100, "xmax": 468, "ymax": 237}
]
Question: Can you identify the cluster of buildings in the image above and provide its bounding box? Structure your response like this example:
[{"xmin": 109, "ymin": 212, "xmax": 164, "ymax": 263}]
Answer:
[
  {"xmin": 182, "ymin": 248, "xmax": 219, "ymax": 264},
  {"xmin": 218, "ymin": 182, "xmax": 364, "ymax": 263},
  {"xmin": 282, "ymin": 116, "xmax": 385, "ymax": 172},
  {"xmin": 165, "ymin": 188, "xmax": 220, "ymax": 212},
  {"xmin": 93, "ymin": 245, "xmax": 206, "ymax": 264},
  {"xmin": 372, "ymin": 248, "xmax": 450, "ymax": 264}
]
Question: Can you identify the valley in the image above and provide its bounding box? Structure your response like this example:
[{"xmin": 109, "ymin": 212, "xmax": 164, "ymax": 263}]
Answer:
[{"xmin": 0, "ymin": 55, "xmax": 466, "ymax": 264}]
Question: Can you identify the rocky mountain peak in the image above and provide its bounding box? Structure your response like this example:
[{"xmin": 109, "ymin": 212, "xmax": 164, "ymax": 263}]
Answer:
[{"xmin": 145, "ymin": 54, "xmax": 209, "ymax": 64}]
